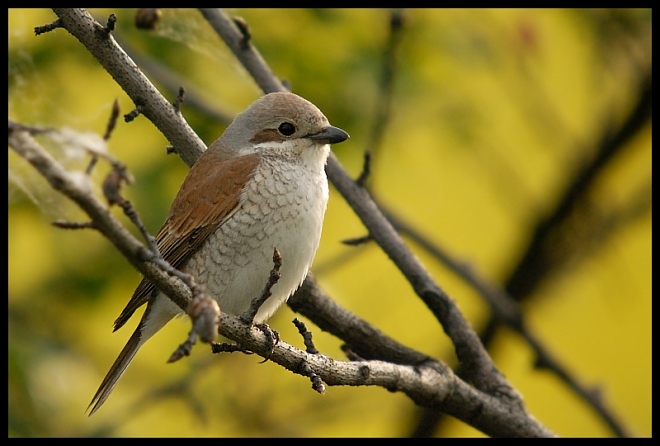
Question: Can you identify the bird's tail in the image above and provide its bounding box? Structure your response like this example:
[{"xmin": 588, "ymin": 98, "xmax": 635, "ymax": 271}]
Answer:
[
  {"xmin": 87, "ymin": 324, "xmax": 142, "ymax": 416},
  {"xmin": 87, "ymin": 294, "xmax": 183, "ymax": 415}
]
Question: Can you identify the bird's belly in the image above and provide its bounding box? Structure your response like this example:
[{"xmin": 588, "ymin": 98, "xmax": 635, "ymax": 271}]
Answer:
[{"xmin": 185, "ymin": 184, "xmax": 327, "ymax": 322}]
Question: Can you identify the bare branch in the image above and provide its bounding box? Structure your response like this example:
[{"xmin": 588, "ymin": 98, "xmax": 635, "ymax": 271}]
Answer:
[
  {"xmin": 326, "ymin": 154, "xmax": 522, "ymax": 403},
  {"xmin": 292, "ymin": 317, "xmax": 319, "ymax": 355},
  {"xmin": 365, "ymin": 9, "xmax": 405, "ymax": 164},
  {"xmin": 103, "ymin": 99, "xmax": 121, "ymax": 141},
  {"xmin": 10, "ymin": 120, "xmax": 553, "ymax": 436},
  {"xmin": 34, "ymin": 18, "xmax": 63, "ymax": 35},
  {"xmin": 291, "ymin": 274, "xmax": 430, "ymax": 366},
  {"xmin": 168, "ymin": 294, "xmax": 221, "ymax": 363},
  {"xmin": 355, "ymin": 149, "xmax": 372, "ymax": 187},
  {"xmin": 52, "ymin": 220, "xmax": 96, "ymax": 230},
  {"xmin": 215, "ymin": 310, "xmax": 555, "ymax": 438},
  {"xmin": 240, "ymin": 248, "xmax": 283, "ymax": 324}
]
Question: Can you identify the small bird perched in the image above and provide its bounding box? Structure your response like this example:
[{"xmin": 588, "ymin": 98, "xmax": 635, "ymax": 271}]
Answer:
[{"xmin": 88, "ymin": 92, "xmax": 349, "ymax": 414}]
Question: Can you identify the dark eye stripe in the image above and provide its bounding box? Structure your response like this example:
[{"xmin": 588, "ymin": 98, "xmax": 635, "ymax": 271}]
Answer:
[{"xmin": 249, "ymin": 129, "xmax": 286, "ymax": 144}]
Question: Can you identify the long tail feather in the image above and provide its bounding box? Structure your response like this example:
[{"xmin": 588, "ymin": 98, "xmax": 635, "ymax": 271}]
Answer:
[
  {"xmin": 88, "ymin": 294, "xmax": 182, "ymax": 415},
  {"xmin": 87, "ymin": 325, "xmax": 142, "ymax": 416}
]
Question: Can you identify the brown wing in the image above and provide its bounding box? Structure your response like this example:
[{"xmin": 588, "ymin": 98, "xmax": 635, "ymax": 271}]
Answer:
[{"xmin": 113, "ymin": 152, "xmax": 260, "ymax": 331}]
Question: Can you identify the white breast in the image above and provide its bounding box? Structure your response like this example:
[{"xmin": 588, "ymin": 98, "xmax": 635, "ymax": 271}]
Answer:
[{"xmin": 185, "ymin": 152, "xmax": 329, "ymax": 322}]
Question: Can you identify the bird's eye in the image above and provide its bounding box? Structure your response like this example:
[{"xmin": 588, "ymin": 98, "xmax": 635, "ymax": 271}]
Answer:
[{"xmin": 278, "ymin": 122, "xmax": 296, "ymax": 136}]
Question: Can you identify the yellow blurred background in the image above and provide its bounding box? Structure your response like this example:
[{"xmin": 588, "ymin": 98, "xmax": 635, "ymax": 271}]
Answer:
[{"xmin": 9, "ymin": 9, "xmax": 651, "ymax": 437}]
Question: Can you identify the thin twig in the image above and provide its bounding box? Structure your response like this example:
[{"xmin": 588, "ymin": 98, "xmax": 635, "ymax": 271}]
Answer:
[
  {"xmin": 34, "ymin": 18, "xmax": 62, "ymax": 35},
  {"xmin": 292, "ymin": 318, "xmax": 319, "ymax": 355},
  {"xmin": 240, "ymin": 248, "xmax": 283, "ymax": 324}
]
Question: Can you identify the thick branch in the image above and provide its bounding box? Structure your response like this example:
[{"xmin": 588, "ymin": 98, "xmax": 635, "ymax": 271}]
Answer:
[{"xmin": 215, "ymin": 310, "xmax": 554, "ymax": 438}]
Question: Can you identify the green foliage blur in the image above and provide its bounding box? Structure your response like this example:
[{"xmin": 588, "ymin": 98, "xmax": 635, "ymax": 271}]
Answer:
[{"xmin": 8, "ymin": 8, "xmax": 651, "ymax": 437}]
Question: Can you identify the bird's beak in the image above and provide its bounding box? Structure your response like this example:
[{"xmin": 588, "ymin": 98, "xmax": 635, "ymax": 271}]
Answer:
[{"xmin": 308, "ymin": 125, "xmax": 350, "ymax": 145}]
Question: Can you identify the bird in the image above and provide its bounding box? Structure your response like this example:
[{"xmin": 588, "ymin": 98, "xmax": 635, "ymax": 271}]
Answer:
[{"xmin": 87, "ymin": 92, "xmax": 349, "ymax": 415}]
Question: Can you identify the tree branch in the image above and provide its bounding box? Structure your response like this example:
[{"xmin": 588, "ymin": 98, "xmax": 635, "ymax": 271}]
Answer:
[{"xmin": 217, "ymin": 308, "xmax": 554, "ymax": 438}]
